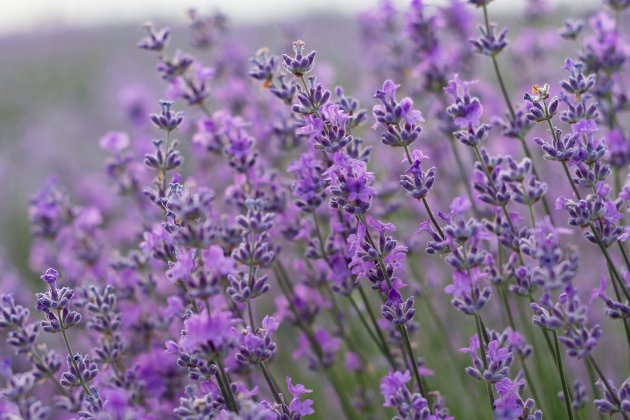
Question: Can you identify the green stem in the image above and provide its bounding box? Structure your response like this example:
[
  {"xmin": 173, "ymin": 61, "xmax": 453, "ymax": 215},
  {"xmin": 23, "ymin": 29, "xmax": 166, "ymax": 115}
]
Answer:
[
  {"xmin": 349, "ymin": 293, "xmax": 397, "ymax": 369},
  {"xmin": 58, "ymin": 310, "xmax": 92, "ymax": 396},
  {"xmin": 358, "ymin": 215, "xmax": 427, "ymax": 396},
  {"xmin": 474, "ymin": 312, "xmax": 495, "ymax": 413},
  {"xmin": 246, "ymin": 300, "xmax": 255, "ymax": 330},
  {"xmin": 498, "ymin": 287, "xmax": 542, "ymax": 406},
  {"xmin": 528, "ymin": 204, "xmax": 536, "ymax": 228},
  {"xmin": 258, "ymin": 361, "xmax": 283, "ymax": 404},
  {"xmin": 585, "ymin": 360, "xmax": 605, "ymax": 420},
  {"xmin": 449, "ymin": 137, "xmax": 480, "ymax": 215},
  {"xmin": 216, "ymin": 357, "xmax": 239, "ymax": 413},
  {"xmin": 28, "ymin": 344, "xmax": 68, "ymax": 396},
  {"xmin": 357, "ymin": 284, "xmax": 396, "ymax": 365},
  {"xmin": 312, "ymin": 212, "xmax": 328, "ymax": 259},
  {"xmin": 421, "ymin": 197, "xmax": 445, "ymax": 239},
  {"xmin": 518, "ymin": 135, "xmax": 555, "ymax": 222},
  {"xmin": 326, "ymin": 367, "xmax": 361, "ymax": 420},
  {"xmin": 402, "ymin": 145, "xmax": 445, "ymax": 239},
  {"xmin": 552, "ymin": 330, "xmax": 575, "ymax": 420},
  {"xmin": 400, "ymin": 323, "xmax": 427, "ymax": 397},
  {"xmin": 588, "ymin": 356, "xmax": 630, "ymax": 420}
]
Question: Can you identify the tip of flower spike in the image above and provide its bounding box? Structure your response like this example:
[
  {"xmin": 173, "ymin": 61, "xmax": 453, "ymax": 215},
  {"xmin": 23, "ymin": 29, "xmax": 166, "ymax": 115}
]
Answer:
[
  {"xmin": 159, "ymin": 99, "xmax": 173, "ymax": 112},
  {"xmin": 40, "ymin": 268, "xmax": 59, "ymax": 284},
  {"xmin": 528, "ymin": 84, "xmax": 550, "ymax": 102},
  {"xmin": 293, "ymin": 40, "xmax": 305, "ymax": 51}
]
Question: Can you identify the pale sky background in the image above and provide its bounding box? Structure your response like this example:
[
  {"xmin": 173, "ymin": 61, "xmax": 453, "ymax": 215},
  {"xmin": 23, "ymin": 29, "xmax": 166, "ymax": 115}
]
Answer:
[{"xmin": 0, "ymin": 0, "xmax": 599, "ymax": 35}]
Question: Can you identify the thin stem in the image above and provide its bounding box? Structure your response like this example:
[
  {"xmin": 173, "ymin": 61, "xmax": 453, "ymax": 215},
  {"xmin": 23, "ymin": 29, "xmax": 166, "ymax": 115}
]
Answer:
[
  {"xmin": 258, "ymin": 361, "xmax": 283, "ymax": 405},
  {"xmin": 326, "ymin": 367, "xmax": 361, "ymax": 420},
  {"xmin": 585, "ymin": 360, "xmax": 605, "ymax": 420},
  {"xmin": 357, "ymin": 215, "xmax": 427, "ymax": 395},
  {"xmin": 449, "ymin": 138, "xmax": 479, "ymax": 214},
  {"xmin": 58, "ymin": 310, "xmax": 92, "ymax": 396},
  {"xmin": 28, "ymin": 344, "xmax": 68, "ymax": 396},
  {"xmin": 421, "ymin": 197, "xmax": 445, "ymax": 240},
  {"xmin": 518, "ymin": 135, "xmax": 555, "ymax": 222},
  {"xmin": 527, "ymin": 296, "xmax": 559, "ymax": 369},
  {"xmin": 528, "ymin": 204, "xmax": 536, "ymax": 228},
  {"xmin": 617, "ymin": 241, "xmax": 630, "ymax": 277},
  {"xmin": 357, "ymin": 285, "xmax": 398, "ymax": 368},
  {"xmin": 273, "ymin": 262, "xmax": 362, "ymax": 418},
  {"xmin": 312, "ymin": 212, "xmax": 328, "ymax": 259},
  {"xmin": 474, "ymin": 312, "xmax": 496, "ymax": 413},
  {"xmin": 498, "ymin": 287, "xmax": 542, "ymax": 406},
  {"xmin": 349, "ymin": 293, "xmax": 397, "ymax": 369},
  {"xmin": 214, "ymin": 371, "xmax": 234, "ymax": 411},
  {"xmin": 588, "ymin": 356, "xmax": 630, "ymax": 420},
  {"xmin": 552, "ymin": 330, "xmax": 575, "ymax": 420},
  {"xmin": 400, "ymin": 323, "xmax": 427, "ymax": 397},
  {"xmin": 607, "ymin": 264, "xmax": 630, "ymax": 349},
  {"xmin": 246, "ymin": 300, "xmax": 255, "ymax": 330},
  {"xmin": 216, "ymin": 357, "xmax": 239, "ymax": 413},
  {"xmin": 402, "ymin": 145, "xmax": 445, "ymax": 239}
]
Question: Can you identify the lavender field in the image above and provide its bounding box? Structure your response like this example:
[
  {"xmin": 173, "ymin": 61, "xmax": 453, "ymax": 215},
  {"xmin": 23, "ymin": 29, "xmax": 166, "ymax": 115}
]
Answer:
[{"xmin": 1, "ymin": 0, "xmax": 630, "ymax": 418}]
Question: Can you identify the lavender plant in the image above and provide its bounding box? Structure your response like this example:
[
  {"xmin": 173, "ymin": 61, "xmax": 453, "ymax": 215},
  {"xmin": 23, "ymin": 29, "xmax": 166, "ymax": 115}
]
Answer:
[{"xmin": 2, "ymin": 1, "xmax": 630, "ymax": 419}]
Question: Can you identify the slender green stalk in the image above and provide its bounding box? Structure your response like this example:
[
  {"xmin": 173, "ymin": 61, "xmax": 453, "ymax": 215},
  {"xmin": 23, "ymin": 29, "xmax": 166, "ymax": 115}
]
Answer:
[
  {"xmin": 402, "ymin": 145, "xmax": 445, "ymax": 239},
  {"xmin": 28, "ymin": 343, "xmax": 68, "ymax": 396},
  {"xmin": 588, "ymin": 356, "xmax": 630, "ymax": 420},
  {"xmin": 272, "ymin": 262, "xmax": 361, "ymax": 419},
  {"xmin": 449, "ymin": 137, "xmax": 480, "ymax": 215},
  {"xmin": 310, "ymin": 212, "xmax": 396, "ymax": 368},
  {"xmin": 216, "ymin": 357, "xmax": 239, "ymax": 413},
  {"xmin": 357, "ymin": 284, "xmax": 398, "ymax": 366},
  {"xmin": 214, "ymin": 370, "xmax": 235, "ymax": 411},
  {"xmin": 216, "ymin": 357, "xmax": 238, "ymax": 413},
  {"xmin": 585, "ymin": 360, "xmax": 605, "ymax": 420},
  {"xmin": 497, "ymin": 286, "xmax": 542, "ymax": 406},
  {"xmin": 58, "ymin": 309, "xmax": 92, "ymax": 396},
  {"xmin": 326, "ymin": 367, "xmax": 361, "ymax": 420},
  {"xmin": 349, "ymin": 293, "xmax": 397, "ymax": 369},
  {"xmin": 400, "ymin": 322, "xmax": 428, "ymax": 397},
  {"xmin": 528, "ymin": 204, "xmax": 536, "ymax": 228},
  {"xmin": 312, "ymin": 212, "xmax": 328, "ymax": 259},
  {"xmin": 259, "ymin": 361, "xmax": 283, "ymax": 404},
  {"xmin": 474, "ymin": 312, "xmax": 495, "ymax": 413},
  {"xmin": 607, "ymin": 265, "xmax": 630, "ymax": 349},
  {"xmin": 246, "ymin": 300, "xmax": 255, "ymax": 330},
  {"xmin": 358, "ymin": 215, "xmax": 427, "ymax": 396},
  {"xmin": 552, "ymin": 330, "xmax": 575, "ymax": 420}
]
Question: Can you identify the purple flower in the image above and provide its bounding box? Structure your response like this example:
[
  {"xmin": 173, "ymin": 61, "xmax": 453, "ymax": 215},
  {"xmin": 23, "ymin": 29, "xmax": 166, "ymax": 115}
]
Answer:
[
  {"xmin": 286, "ymin": 376, "xmax": 315, "ymax": 416},
  {"xmin": 380, "ymin": 370, "xmax": 411, "ymax": 403},
  {"xmin": 325, "ymin": 152, "xmax": 376, "ymax": 215},
  {"xmin": 179, "ymin": 309, "xmax": 237, "ymax": 354},
  {"xmin": 282, "ymin": 40, "xmax": 316, "ymax": 77},
  {"xmin": 445, "ymin": 74, "xmax": 484, "ymax": 128}
]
